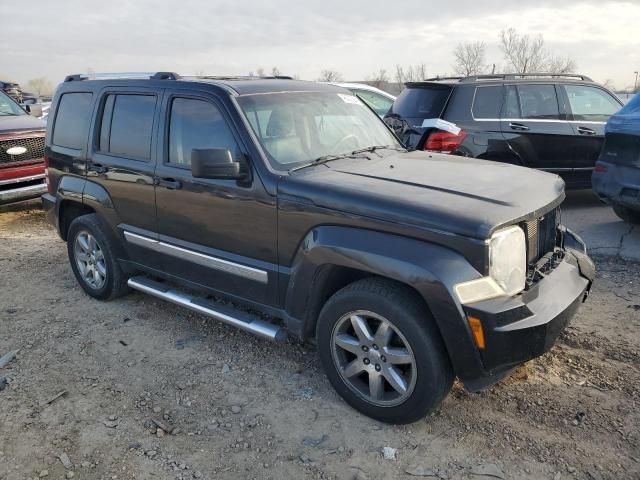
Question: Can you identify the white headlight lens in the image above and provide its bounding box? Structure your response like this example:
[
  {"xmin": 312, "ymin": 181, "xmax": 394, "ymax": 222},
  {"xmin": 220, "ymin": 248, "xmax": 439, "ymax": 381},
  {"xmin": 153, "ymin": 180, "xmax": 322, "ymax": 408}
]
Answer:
[{"xmin": 489, "ymin": 225, "xmax": 526, "ymax": 296}]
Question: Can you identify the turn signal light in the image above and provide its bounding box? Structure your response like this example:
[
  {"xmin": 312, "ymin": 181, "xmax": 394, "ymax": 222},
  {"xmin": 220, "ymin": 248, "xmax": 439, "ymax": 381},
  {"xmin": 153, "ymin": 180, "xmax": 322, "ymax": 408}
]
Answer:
[
  {"xmin": 594, "ymin": 163, "xmax": 608, "ymax": 173},
  {"xmin": 467, "ymin": 316, "xmax": 485, "ymax": 350}
]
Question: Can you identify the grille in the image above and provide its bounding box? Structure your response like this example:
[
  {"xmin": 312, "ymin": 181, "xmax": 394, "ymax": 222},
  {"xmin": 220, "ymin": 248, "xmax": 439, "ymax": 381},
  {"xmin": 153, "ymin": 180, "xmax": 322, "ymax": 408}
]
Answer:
[
  {"xmin": 0, "ymin": 136, "xmax": 45, "ymax": 164},
  {"xmin": 524, "ymin": 208, "xmax": 559, "ymax": 264}
]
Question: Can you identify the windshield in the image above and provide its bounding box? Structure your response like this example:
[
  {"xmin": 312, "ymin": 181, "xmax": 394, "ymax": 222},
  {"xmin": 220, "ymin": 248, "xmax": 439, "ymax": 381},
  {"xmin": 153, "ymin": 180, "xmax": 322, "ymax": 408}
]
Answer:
[
  {"xmin": 237, "ymin": 91, "xmax": 401, "ymax": 169},
  {"xmin": 0, "ymin": 90, "xmax": 25, "ymax": 116}
]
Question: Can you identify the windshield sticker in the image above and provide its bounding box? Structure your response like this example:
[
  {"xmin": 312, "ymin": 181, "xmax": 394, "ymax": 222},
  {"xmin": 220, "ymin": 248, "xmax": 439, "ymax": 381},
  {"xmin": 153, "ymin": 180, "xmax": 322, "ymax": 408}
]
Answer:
[
  {"xmin": 419, "ymin": 118, "xmax": 461, "ymax": 134},
  {"xmin": 338, "ymin": 94, "xmax": 362, "ymax": 105}
]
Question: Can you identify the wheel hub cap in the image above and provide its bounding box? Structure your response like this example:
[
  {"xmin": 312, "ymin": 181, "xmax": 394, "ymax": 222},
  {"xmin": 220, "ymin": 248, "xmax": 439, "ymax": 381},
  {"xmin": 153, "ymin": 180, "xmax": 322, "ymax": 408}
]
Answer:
[{"xmin": 73, "ymin": 231, "xmax": 107, "ymax": 290}]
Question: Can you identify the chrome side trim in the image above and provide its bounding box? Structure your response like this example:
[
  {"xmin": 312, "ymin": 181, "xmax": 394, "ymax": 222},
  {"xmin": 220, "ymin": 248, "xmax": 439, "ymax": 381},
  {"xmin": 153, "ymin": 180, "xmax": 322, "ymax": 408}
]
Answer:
[
  {"xmin": 128, "ymin": 277, "xmax": 286, "ymax": 342},
  {"xmin": 123, "ymin": 231, "xmax": 268, "ymax": 284}
]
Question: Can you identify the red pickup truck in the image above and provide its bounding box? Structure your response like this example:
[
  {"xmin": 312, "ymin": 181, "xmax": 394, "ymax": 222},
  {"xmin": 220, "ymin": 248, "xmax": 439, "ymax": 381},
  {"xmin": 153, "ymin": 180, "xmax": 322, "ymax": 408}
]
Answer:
[{"xmin": 0, "ymin": 90, "xmax": 46, "ymax": 205}]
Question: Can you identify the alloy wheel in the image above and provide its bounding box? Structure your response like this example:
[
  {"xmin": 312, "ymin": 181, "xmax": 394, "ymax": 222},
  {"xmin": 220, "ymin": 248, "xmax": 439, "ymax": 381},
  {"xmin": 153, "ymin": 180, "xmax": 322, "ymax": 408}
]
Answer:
[
  {"xmin": 331, "ymin": 310, "xmax": 417, "ymax": 407},
  {"xmin": 73, "ymin": 230, "xmax": 107, "ymax": 290}
]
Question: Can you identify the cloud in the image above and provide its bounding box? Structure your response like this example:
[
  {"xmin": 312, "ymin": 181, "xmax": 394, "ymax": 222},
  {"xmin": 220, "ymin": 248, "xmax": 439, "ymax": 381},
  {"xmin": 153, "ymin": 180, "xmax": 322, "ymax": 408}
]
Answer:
[{"xmin": 2, "ymin": 0, "xmax": 637, "ymax": 89}]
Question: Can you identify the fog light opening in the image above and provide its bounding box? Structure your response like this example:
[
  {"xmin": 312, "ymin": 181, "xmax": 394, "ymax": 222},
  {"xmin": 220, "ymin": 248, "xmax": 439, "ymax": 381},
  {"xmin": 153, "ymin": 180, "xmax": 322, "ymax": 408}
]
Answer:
[{"xmin": 468, "ymin": 316, "xmax": 485, "ymax": 350}]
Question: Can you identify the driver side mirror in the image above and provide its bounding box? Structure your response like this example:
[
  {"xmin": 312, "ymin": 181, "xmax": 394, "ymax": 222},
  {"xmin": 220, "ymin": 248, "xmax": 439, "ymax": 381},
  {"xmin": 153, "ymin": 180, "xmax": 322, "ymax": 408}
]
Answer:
[
  {"xmin": 191, "ymin": 148, "xmax": 242, "ymax": 180},
  {"xmin": 25, "ymin": 104, "xmax": 43, "ymax": 117}
]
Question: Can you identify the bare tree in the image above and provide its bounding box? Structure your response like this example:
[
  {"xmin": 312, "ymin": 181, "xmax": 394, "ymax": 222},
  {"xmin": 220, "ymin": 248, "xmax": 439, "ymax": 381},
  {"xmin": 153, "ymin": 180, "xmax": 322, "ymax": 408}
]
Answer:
[
  {"xmin": 367, "ymin": 69, "xmax": 389, "ymax": 89},
  {"xmin": 271, "ymin": 66, "xmax": 281, "ymax": 77},
  {"xmin": 499, "ymin": 28, "xmax": 577, "ymax": 74},
  {"xmin": 26, "ymin": 77, "xmax": 53, "ymax": 97},
  {"xmin": 318, "ymin": 70, "xmax": 343, "ymax": 82},
  {"xmin": 602, "ymin": 79, "xmax": 616, "ymax": 91},
  {"xmin": 255, "ymin": 67, "xmax": 265, "ymax": 77},
  {"xmin": 452, "ymin": 41, "xmax": 487, "ymax": 76},
  {"xmin": 395, "ymin": 63, "xmax": 427, "ymax": 86}
]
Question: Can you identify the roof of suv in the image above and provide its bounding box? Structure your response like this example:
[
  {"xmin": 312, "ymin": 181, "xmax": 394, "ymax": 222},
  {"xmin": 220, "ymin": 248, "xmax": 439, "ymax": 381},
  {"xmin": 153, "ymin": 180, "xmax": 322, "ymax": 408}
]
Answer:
[
  {"xmin": 407, "ymin": 73, "xmax": 596, "ymax": 87},
  {"xmin": 61, "ymin": 72, "xmax": 346, "ymax": 96}
]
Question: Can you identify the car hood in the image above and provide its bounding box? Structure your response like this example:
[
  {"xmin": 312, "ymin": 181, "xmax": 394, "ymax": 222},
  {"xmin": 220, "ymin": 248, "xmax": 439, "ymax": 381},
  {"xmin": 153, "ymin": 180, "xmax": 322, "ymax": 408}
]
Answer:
[
  {"xmin": 280, "ymin": 151, "xmax": 565, "ymax": 240},
  {"xmin": 0, "ymin": 114, "xmax": 45, "ymax": 134}
]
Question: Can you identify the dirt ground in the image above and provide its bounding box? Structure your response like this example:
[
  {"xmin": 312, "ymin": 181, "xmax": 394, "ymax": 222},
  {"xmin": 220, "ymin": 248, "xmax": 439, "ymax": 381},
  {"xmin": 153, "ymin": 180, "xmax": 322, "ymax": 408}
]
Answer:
[{"xmin": 0, "ymin": 202, "xmax": 638, "ymax": 480}]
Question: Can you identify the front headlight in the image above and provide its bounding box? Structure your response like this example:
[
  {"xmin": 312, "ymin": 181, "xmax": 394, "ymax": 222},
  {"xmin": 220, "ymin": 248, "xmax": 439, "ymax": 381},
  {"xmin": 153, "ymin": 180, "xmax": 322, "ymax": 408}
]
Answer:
[
  {"xmin": 454, "ymin": 225, "xmax": 526, "ymax": 305},
  {"xmin": 489, "ymin": 225, "xmax": 526, "ymax": 296}
]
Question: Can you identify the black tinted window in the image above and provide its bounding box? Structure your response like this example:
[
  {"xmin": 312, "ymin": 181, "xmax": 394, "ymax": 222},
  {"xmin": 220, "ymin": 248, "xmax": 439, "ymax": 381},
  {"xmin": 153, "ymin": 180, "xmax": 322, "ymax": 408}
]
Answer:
[
  {"xmin": 472, "ymin": 86, "xmax": 503, "ymax": 119},
  {"xmin": 100, "ymin": 94, "xmax": 156, "ymax": 159},
  {"xmin": 503, "ymin": 86, "xmax": 520, "ymax": 118},
  {"xmin": 517, "ymin": 85, "xmax": 559, "ymax": 119},
  {"xmin": 52, "ymin": 93, "xmax": 93, "ymax": 149},
  {"xmin": 168, "ymin": 98, "xmax": 239, "ymax": 167},
  {"xmin": 391, "ymin": 85, "xmax": 451, "ymax": 119}
]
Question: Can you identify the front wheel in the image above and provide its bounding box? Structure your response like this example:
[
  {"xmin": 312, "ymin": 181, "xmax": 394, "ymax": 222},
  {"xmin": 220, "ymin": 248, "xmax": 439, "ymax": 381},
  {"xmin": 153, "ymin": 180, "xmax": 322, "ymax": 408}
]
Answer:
[
  {"xmin": 316, "ymin": 278, "xmax": 453, "ymax": 424},
  {"xmin": 612, "ymin": 204, "xmax": 640, "ymax": 224}
]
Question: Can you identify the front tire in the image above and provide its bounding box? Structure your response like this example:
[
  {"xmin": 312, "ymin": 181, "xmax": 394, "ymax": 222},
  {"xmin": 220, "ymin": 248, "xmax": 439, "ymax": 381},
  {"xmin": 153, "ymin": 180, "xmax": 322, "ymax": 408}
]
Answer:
[
  {"xmin": 67, "ymin": 214, "xmax": 129, "ymax": 300},
  {"xmin": 316, "ymin": 278, "xmax": 453, "ymax": 424},
  {"xmin": 612, "ymin": 204, "xmax": 640, "ymax": 224}
]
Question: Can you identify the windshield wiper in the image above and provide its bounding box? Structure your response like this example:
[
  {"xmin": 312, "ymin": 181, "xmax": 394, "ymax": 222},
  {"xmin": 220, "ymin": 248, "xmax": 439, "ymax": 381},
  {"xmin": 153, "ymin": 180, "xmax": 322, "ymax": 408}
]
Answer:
[
  {"xmin": 350, "ymin": 144, "xmax": 407, "ymax": 155},
  {"xmin": 289, "ymin": 152, "xmax": 371, "ymax": 172}
]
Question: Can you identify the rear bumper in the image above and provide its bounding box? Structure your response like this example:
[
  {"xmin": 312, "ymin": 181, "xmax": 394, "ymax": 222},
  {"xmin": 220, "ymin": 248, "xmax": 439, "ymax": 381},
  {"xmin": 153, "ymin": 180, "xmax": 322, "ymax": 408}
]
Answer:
[
  {"xmin": 460, "ymin": 231, "xmax": 594, "ymax": 390},
  {"xmin": 592, "ymin": 161, "xmax": 640, "ymax": 210},
  {"xmin": 0, "ymin": 175, "xmax": 47, "ymax": 205}
]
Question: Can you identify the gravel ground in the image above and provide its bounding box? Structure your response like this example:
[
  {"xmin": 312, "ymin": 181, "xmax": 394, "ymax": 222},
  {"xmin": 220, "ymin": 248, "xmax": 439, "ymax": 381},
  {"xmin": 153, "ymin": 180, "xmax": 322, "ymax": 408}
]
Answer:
[{"xmin": 0, "ymin": 202, "xmax": 639, "ymax": 480}]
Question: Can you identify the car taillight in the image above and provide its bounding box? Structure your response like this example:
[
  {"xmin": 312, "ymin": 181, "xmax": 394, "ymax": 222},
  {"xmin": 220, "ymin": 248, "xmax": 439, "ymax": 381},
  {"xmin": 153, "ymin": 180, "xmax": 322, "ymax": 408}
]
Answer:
[
  {"xmin": 424, "ymin": 130, "xmax": 466, "ymax": 153},
  {"xmin": 594, "ymin": 163, "xmax": 607, "ymax": 173},
  {"xmin": 44, "ymin": 153, "xmax": 51, "ymax": 193}
]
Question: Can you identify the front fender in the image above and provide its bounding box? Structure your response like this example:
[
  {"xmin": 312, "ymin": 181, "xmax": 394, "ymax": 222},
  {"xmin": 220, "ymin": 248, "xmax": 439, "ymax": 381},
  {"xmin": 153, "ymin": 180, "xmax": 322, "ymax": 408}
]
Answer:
[{"xmin": 285, "ymin": 226, "xmax": 487, "ymax": 380}]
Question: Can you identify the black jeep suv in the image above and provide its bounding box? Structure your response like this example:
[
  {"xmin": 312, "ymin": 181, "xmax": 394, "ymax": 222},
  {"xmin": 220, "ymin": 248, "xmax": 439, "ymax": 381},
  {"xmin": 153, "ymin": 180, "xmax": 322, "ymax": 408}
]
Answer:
[
  {"xmin": 42, "ymin": 72, "xmax": 594, "ymax": 423},
  {"xmin": 385, "ymin": 74, "xmax": 623, "ymax": 189}
]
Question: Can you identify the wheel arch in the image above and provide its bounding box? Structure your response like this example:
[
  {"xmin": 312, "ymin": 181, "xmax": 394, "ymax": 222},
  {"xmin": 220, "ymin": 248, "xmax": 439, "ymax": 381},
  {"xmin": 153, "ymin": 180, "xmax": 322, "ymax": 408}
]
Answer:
[{"xmin": 284, "ymin": 225, "xmax": 487, "ymax": 380}]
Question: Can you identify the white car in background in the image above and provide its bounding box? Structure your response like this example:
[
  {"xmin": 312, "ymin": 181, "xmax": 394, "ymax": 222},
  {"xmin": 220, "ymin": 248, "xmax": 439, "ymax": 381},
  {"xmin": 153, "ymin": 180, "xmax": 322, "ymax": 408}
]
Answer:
[{"xmin": 329, "ymin": 82, "xmax": 395, "ymax": 117}]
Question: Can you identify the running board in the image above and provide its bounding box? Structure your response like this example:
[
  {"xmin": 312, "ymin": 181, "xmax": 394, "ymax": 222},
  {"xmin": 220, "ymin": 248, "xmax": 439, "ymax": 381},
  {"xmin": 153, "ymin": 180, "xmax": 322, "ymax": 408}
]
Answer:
[{"xmin": 127, "ymin": 276, "xmax": 287, "ymax": 343}]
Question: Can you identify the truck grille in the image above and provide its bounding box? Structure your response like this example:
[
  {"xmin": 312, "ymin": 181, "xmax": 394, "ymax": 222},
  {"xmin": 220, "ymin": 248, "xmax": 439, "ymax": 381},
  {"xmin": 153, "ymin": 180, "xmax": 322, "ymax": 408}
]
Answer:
[
  {"xmin": 524, "ymin": 208, "xmax": 560, "ymax": 264},
  {"xmin": 0, "ymin": 136, "xmax": 46, "ymax": 165}
]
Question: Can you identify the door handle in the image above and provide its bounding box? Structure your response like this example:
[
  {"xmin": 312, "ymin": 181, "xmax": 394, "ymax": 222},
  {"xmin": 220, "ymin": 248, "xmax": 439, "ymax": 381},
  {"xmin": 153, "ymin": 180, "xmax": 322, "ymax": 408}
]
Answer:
[
  {"xmin": 88, "ymin": 163, "xmax": 109, "ymax": 174},
  {"xmin": 156, "ymin": 177, "xmax": 182, "ymax": 190},
  {"xmin": 509, "ymin": 122, "xmax": 530, "ymax": 131},
  {"xmin": 577, "ymin": 126, "xmax": 596, "ymax": 136}
]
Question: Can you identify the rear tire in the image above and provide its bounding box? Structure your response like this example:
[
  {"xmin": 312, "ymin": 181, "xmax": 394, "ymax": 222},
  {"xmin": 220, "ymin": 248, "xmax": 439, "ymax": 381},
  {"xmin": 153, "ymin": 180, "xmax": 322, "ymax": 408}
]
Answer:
[
  {"xmin": 612, "ymin": 204, "xmax": 640, "ymax": 224},
  {"xmin": 316, "ymin": 277, "xmax": 453, "ymax": 424},
  {"xmin": 67, "ymin": 214, "xmax": 129, "ymax": 300}
]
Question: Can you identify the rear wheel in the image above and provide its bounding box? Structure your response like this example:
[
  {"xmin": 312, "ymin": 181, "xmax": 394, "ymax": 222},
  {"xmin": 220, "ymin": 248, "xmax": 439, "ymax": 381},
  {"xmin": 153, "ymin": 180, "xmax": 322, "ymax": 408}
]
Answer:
[
  {"xmin": 67, "ymin": 214, "xmax": 129, "ymax": 300},
  {"xmin": 316, "ymin": 277, "xmax": 453, "ymax": 424},
  {"xmin": 612, "ymin": 204, "xmax": 640, "ymax": 224}
]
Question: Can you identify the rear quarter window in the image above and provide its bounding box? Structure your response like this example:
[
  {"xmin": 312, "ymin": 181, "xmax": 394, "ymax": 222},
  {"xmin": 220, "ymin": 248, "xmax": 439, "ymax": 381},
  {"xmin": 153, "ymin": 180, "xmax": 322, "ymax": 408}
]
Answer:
[
  {"xmin": 391, "ymin": 85, "xmax": 452, "ymax": 119},
  {"xmin": 52, "ymin": 92, "xmax": 93, "ymax": 149},
  {"xmin": 472, "ymin": 86, "xmax": 504, "ymax": 119}
]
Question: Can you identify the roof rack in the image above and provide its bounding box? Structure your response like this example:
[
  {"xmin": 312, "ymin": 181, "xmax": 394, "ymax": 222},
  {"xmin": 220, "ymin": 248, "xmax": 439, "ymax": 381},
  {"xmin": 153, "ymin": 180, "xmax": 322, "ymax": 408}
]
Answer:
[
  {"xmin": 459, "ymin": 73, "xmax": 593, "ymax": 82},
  {"xmin": 184, "ymin": 75, "xmax": 295, "ymax": 80},
  {"xmin": 64, "ymin": 71, "xmax": 181, "ymax": 82},
  {"xmin": 422, "ymin": 76, "xmax": 464, "ymax": 82}
]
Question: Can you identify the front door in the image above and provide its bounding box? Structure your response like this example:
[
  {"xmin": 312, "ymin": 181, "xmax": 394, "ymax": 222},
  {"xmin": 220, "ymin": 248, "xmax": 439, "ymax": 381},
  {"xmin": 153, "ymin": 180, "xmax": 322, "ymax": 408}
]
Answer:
[
  {"xmin": 500, "ymin": 84, "xmax": 576, "ymax": 173},
  {"xmin": 154, "ymin": 92, "xmax": 278, "ymax": 305},
  {"xmin": 561, "ymin": 84, "xmax": 623, "ymax": 173}
]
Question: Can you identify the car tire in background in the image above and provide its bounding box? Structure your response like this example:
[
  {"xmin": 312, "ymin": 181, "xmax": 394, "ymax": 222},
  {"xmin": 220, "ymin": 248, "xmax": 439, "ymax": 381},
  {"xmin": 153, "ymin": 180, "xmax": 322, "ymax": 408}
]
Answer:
[
  {"xmin": 316, "ymin": 277, "xmax": 454, "ymax": 424},
  {"xmin": 67, "ymin": 213, "xmax": 130, "ymax": 300},
  {"xmin": 612, "ymin": 204, "xmax": 640, "ymax": 224}
]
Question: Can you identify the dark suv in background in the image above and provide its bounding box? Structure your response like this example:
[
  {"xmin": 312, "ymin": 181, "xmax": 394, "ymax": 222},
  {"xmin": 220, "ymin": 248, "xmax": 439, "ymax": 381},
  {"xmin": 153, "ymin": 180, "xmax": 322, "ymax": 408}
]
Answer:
[
  {"xmin": 42, "ymin": 72, "xmax": 594, "ymax": 423},
  {"xmin": 385, "ymin": 74, "xmax": 623, "ymax": 189}
]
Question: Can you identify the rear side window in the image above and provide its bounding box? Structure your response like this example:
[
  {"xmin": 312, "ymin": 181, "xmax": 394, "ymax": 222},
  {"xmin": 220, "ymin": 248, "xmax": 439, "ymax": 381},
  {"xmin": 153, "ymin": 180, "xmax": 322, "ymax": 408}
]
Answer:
[
  {"xmin": 564, "ymin": 85, "xmax": 621, "ymax": 122},
  {"xmin": 168, "ymin": 97, "xmax": 239, "ymax": 167},
  {"xmin": 517, "ymin": 85, "xmax": 559, "ymax": 120},
  {"xmin": 472, "ymin": 86, "xmax": 503, "ymax": 119},
  {"xmin": 391, "ymin": 85, "xmax": 452, "ymax": 119},
  {"xmin": 99, "ymin": 94, "xmax": 156, "ymax": 160},
  {"xmin": 353, "ymin": 90, "xmax": 394, "ymax": 116},
  {"xmin": 52, "ymin": 93, "xmax": 93, "ymax": 149}
]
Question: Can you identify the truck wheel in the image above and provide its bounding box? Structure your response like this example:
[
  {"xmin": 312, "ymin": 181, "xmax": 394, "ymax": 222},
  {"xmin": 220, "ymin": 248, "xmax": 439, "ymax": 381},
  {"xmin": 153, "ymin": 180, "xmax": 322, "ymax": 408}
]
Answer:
[
  {"xmin": 67, "ymin": 214, "xmax": 129, "ymax": 300},
  {"xmin": 316, "ymin": 277, "xmax": 453, "ymax": 424},
  {"xmin": 612, "ymin": 204, "xmax": 640, "ymax": 224}
]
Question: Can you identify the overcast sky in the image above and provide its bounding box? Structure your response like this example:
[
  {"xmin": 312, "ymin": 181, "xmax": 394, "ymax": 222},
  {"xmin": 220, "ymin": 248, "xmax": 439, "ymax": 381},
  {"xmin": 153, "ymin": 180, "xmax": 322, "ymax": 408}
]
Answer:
[{"xmin": 3, "ymin": 0, "xmax": 639, "ymax": 91}]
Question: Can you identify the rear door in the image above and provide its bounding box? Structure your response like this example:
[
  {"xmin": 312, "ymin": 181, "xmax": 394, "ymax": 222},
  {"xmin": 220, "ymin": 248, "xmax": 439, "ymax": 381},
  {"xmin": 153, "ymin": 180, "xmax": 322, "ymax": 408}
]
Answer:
[
  {"xmin": 88, "ymin": 88, "xmax": 162, "ymax": 268},
  {"xmin": 500, "ymin": 84, "xmax": 575, "ymax": 171},
  {"xmin": 561, "ymin": 84, "xmax": 623, "ymax": 171}
]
